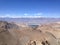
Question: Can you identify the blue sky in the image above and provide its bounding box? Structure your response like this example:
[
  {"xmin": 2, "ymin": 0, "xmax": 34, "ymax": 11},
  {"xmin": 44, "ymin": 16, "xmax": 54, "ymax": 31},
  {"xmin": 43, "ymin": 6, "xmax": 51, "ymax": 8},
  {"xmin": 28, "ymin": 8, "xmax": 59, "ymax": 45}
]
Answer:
[{"xmin": 0, "ymin": 0, "xmax": 60, "ymax": 18}]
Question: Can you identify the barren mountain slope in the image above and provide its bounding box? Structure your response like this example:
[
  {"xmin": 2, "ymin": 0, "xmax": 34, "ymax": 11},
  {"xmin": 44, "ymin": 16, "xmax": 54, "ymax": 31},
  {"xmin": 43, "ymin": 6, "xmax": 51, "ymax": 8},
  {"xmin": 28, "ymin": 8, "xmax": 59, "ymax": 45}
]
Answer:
[
  {"xmin": 37, "ymin": 22, "xmax": 60, "ymax": 38},
  {"xmin": 0, "ymin": 21, "xmax": 59, "ymax": 45},
  {"xmin": 13, "ymin": 23, "xmax": 59, "ymax": 45},
  {"xmin": 0, "ymin": 21, "xmax": 20, "ymax": 45},
  {"xmin": 37, "ymin": 22, "xmax": 60, "ymax": 45}
]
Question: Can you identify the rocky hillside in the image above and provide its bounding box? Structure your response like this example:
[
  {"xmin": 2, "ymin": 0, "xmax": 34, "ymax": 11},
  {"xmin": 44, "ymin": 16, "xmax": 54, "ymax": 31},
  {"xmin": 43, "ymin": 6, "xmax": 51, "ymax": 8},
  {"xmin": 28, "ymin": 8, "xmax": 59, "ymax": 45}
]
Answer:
[
  {"xmin": 0, "ymin": 21, "xmax": 60, "ymax": 45},
  {"xmin": 0, "ymin": 21, "xmax": 20, "ymax": 45}
]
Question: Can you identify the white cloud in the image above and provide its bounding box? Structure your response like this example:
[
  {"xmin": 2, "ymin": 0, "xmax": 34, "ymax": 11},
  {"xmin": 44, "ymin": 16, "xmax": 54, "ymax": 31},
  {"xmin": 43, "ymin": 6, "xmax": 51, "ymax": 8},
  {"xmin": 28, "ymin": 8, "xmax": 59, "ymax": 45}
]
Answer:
[
  {"xmin": 23, "ymin": 12, "xmax": 43, "ymax": 16},
  {"xmin": 23, "ymin": 16, "xmax": 42, "ymax": 18},
  {"xmin": 34, "ymin": 13, "xmax": 43, "ymax": 15},
  {"xmin": 0, "ymin": 15, "xmax": 42, "ymax": 18},
  {"xmin": 0, "ymin": 14, "xmax": 10, "ymax": 18},
  {"xmin": 0, "ymin": 13, "xmax": 43, "ymax": 18},
  {"xmin": 0, "ymin": 14, "xmax": 17, "ymax": 18},
  {"xmin": 24, "ymin": 13, "xmax": 28, "ymax": 16}
]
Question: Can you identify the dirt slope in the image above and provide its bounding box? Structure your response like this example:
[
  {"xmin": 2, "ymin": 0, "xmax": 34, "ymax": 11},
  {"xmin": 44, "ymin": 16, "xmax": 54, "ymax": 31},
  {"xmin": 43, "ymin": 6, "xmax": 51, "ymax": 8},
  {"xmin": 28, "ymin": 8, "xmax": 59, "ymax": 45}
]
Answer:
[
  {"xmin": 0, "ymin": 21, "xmax": 20, "ymax": 45},
  {"xmin": 0, "ymin": 21, "xmax": 59, "ymax": 45}
]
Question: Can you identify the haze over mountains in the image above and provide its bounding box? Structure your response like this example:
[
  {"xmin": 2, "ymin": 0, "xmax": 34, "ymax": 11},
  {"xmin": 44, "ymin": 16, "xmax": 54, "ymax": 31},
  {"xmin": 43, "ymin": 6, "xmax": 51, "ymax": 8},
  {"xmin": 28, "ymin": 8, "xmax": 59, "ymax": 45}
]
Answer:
[{"xmin": 0, "ymin": 17, "xmax": 60, "ymax": 25}]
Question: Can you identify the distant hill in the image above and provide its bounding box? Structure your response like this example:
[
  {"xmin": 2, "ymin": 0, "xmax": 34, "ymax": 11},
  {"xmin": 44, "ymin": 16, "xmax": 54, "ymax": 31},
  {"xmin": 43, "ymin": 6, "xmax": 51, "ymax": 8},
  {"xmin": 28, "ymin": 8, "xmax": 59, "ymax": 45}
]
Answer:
[{"xmin": 0, "ymin": 17, "xmax": 60, "ymax": 25}]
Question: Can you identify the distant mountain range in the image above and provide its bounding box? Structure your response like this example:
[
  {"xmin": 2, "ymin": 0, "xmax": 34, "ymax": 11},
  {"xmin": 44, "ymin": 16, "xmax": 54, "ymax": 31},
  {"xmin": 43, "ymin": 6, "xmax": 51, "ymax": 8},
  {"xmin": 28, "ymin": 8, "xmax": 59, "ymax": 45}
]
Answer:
[{"xmin": 0, "ymin": 17, "xmax": 60, "ymax": 24}]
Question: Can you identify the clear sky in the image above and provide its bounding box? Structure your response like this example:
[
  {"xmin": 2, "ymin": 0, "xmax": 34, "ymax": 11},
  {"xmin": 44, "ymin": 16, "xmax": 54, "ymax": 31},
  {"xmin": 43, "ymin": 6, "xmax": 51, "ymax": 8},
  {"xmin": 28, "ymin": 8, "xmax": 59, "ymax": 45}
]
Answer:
[{"xmin": 0, "ymin": 0, "xmax": 60, "ymax": 18}]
